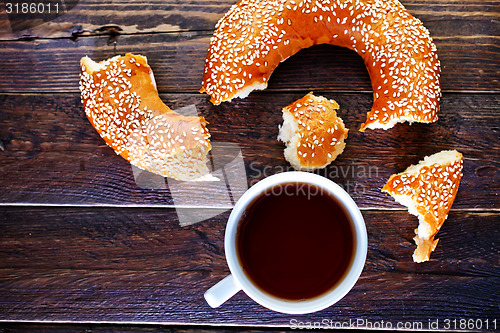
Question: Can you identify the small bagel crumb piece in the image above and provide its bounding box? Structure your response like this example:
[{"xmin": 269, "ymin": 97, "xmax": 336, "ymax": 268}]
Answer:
[
  {"xmin": 278, "ymin": 92, "xmax": 348, "ymax": 171},
  {"xmin": 80, "ymin": 53, "xmax": 212, "ymax": 181},
  {"xmin": 382, "ymin": 150, "xmax": 463, "ymax": 262}
]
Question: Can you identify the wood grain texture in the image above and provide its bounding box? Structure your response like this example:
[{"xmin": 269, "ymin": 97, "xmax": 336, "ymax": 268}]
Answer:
[
  {"xmin": 0, "ymin": 31, "xmax": 498, "ymax": 93},
  {"xmin": 0, "ymin": 207, "xmax": 498, "ymax": 325},
  {"xmin": 0, "ymin": 0, "xmax": 497, "ymax": 39},
  {"xmin": 0, "ymin": 0, "xmax": 498, "ymax": 329},
  {"xmin": 0, "ymin": 324, "xmax": 283, "ymax": 333},
  {"xmin": 0, "ymin": 92, "xmax": 498, "ymax": 209}
]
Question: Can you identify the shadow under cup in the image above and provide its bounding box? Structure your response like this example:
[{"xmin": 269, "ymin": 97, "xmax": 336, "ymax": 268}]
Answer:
[{"xmin": 223, "ymin": 172, "xmax": 367, "ymax": 314}]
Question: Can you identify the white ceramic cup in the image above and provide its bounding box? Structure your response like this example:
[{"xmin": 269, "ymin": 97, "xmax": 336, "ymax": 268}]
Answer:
[{"xmin": 204, "ymin": 171, "xmax": 367, "ymax": 314}]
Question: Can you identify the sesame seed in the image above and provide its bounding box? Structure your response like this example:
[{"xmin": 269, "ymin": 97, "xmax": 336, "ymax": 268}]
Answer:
[
  {"xmin": 201, "ymin": 0, "xmax": 440, "ymax": 128},
  {"xmin": 80, "ymin": 54, "xmax": 211, "ymax": 180}
]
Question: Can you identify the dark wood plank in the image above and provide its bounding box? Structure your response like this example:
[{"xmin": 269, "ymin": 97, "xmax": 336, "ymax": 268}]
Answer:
[
  {"xmin": 0, "ymin": 0, "xmax": 497, "ymax": 329},
  {"xmin": 0, "ymin": 0, "xmax": 232, "ymax": 39},
  {"xmin": 0, "ymin": 0, "xmax": 497, "ymax": 39},
  {"xmin": 0, "ymin": 323, "xmax": 284, "ymax": 333},
  {"xmin": 0, "ymin": 26, "xmax": 498, "ymax": 93},
  {"xmin": 0, "ymin": 207, "xmax": 498, "ymax": 325},
  {"xmin": 0, "ymin": 92, "xmax": 498, "ymax": 209}
]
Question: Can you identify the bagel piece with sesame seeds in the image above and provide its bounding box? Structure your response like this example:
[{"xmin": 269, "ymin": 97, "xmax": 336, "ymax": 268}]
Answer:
[
  {"xmin": 200, "ymin": 0, "xmax": 441, "ymax": 131},
  {"xmin": 79, "ymin": 53, "xmax": 212, "ymax": 181},
  {"xmin": 278, "ymin": 92, "xmax": 348, "ymax": 170},
  {"xmin": 382, "ymin": 150, "xmax": 463, "ymax": 262}
]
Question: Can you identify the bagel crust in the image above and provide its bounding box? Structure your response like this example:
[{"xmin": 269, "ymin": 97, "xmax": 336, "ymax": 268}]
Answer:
[
  {"xmin": 80, "ymin": 54, "xmax": 212, "ymax": 181},
  {"xmin": 201, "ymin": 0, "xmax": 441, "ymax": 131},
  {"xmin": 278, "ymin": 92, "xmax": 348, "ymax": 170},
  {"xmin": 382, "ymin": 150, "xmax": 463, "ymax": 262}
]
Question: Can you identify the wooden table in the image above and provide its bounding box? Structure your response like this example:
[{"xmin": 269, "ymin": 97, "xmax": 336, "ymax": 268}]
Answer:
[{"xmin": 0, "ymin": 0, "xmax": 498, "ymax": 331}]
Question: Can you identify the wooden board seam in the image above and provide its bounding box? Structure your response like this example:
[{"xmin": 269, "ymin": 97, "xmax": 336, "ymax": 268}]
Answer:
[{"xmin": 0, "ymin": 203, "xmax": 497, "ymax": 212}]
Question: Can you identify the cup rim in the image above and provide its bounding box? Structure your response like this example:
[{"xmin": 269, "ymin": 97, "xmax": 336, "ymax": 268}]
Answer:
[{"xmin": 224, "ymin": 171, "xmax": 367, "ymax": 314}]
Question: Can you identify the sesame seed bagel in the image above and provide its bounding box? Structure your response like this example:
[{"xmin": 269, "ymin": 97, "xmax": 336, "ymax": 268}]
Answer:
[
  {"xmin": 201, "ymin": 0, "xmax": 441, "ymax": 131},
  {"xmin": 382, "ymin": 150, "xmax": 463, "ymax": 262},
  {"xmin": 80, "ymin": 53, "xmax": 212, "ymax": 181},
  {"xmin": 278, "ymin": 92, "xmax": 348, "ymax": 170}
]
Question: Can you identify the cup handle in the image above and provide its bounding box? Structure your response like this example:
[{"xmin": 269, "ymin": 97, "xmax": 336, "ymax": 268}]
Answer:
[{"xmin": 204, "ymin": 274, "xmax": 241, "ymax": 308}]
